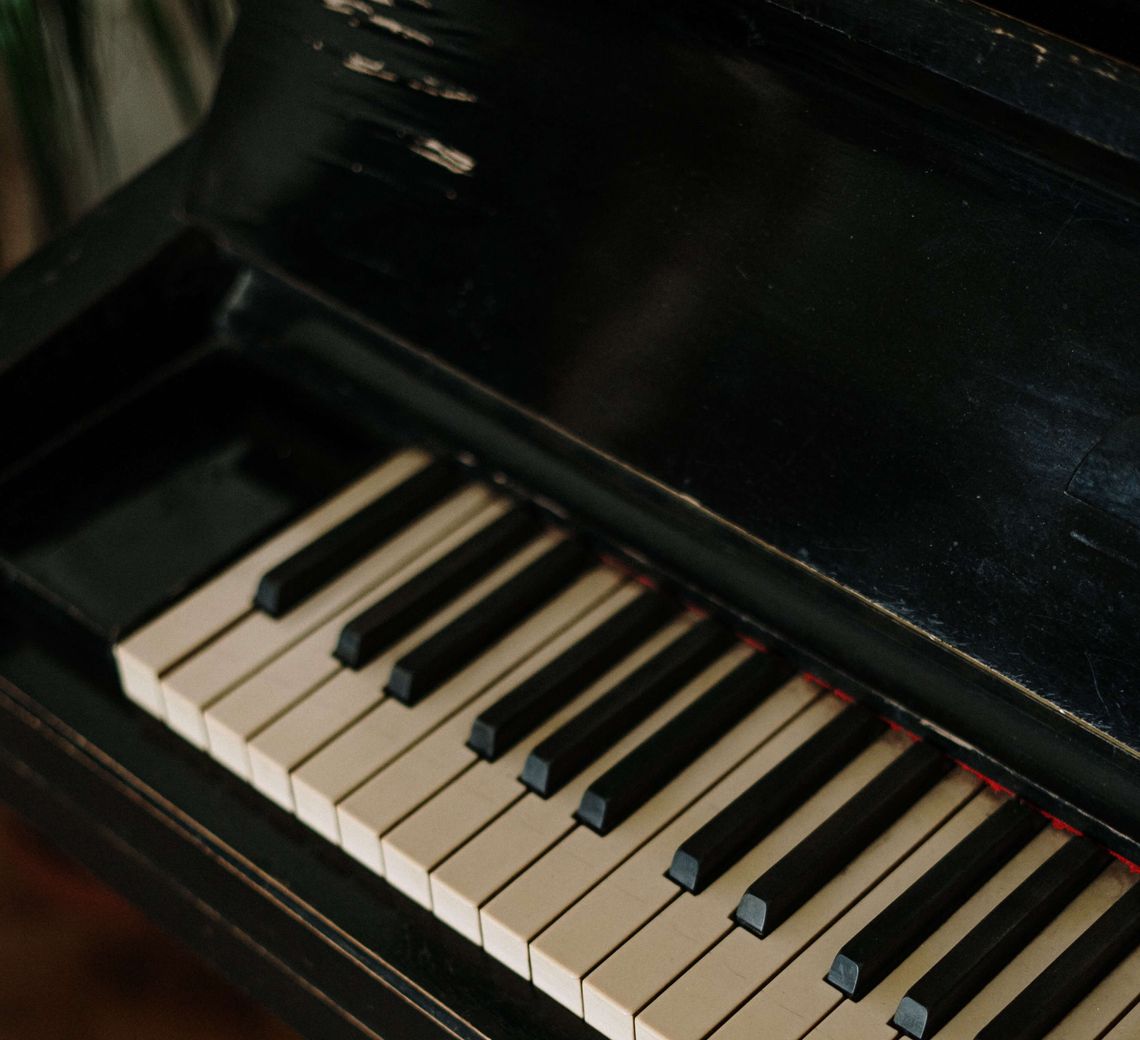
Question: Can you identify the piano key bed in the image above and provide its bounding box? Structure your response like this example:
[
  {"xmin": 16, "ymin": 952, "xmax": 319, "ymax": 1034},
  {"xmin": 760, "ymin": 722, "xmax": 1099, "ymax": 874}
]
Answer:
[{"xmin": 113, "ymin": 447, "xmax": 1140, "ymax": 1040}]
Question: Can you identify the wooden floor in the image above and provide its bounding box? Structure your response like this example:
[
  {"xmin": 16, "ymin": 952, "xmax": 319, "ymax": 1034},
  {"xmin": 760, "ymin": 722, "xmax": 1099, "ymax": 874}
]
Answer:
[{"xmin": 0, "ymin": 808, "xmax": 297, "ymax": 1040}]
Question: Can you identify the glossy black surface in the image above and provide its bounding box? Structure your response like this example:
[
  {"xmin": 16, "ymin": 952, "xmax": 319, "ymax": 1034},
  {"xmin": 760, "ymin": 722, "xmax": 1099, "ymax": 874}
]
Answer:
[
  {"xmin": 974, "ymin": 879, "xmax": 1140, "ymax": 1040},
  {"xmin": 827, "ymin": 799, "xmax": 1046, "ymax": 1000},
  {"xmin": 892, "ymin": 838, "xmax": 1110, "ymax": 1039},
  {"xmin": 735, "ymin": 741, "xmax": 950, "ymax": 937},
  {"xmin": 254, "ymin": 457, "xmax": 460, "ymax": 618},
  {"xmin": 520, "ymin": 619, "xmax": 734, "ymax": 798},
  {"xmin": 575, "ymin": 651, "xmax": 792, "ymax": 834},
  {"xmin": 336, "ymin": 505, "xmax": 540, "ymax": 668},
  {"xmin": 189, "ymin": 0, "xmax": 1140, "ymax": 773},
  {"xmin": 467, "ymin": 591, "xmax": 676, "ymax": 761},
  {"xmin": 386, "ymin": 539, "xmax": 592, "ymax": 705},
  {"xmin": 668, "ymin": 705, "xmax": 884, "ymax": 894}
]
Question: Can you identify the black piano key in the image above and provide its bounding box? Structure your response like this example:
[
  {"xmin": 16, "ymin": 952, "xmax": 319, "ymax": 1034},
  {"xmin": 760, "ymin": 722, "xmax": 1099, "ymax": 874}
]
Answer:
[
  {"xmin": 520, "ymin": 618, "xmax": 735, "ymax": 798},
  {"xmin": 734, "ymin": 740, "xmax": 950, "ymax": 938},
  {"xmin": 334, "ymin": 506, "xmax": 541, "ymax": 669},
  {"xmin": 467, "ymin": 592, "xmax": 677, "ymax": 761},
  {"xmin": 891, "ymin": 839, "xmax": 1110, "ymax": 1039},
  {"xmin": 254, "ymin": 459, "xmax": 463, "ymax": 618},
  {"xmin": 668, "ymin": 705, "xmax": 885, "ymax": 895},
  {"xmin": 974, "ymin": 878, "xmax": 1140, "ymax": 1040},
  {"xmin": 826, "ymin": 799, "xmax": 1047, "ymax": 1001},
  {"xmin": 385, "ymin": 539, "xmax": 593, "ymax": 706},
  {"xmin": 576, "ymin": 653, "xmax": 795, "ymax": 835}
]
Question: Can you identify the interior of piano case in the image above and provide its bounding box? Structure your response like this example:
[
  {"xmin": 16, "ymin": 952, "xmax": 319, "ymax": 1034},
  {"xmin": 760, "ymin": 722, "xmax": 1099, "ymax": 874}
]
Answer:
[{"xmin": 0, "ymin": 236, "xmax": 387, "ymax": 649}]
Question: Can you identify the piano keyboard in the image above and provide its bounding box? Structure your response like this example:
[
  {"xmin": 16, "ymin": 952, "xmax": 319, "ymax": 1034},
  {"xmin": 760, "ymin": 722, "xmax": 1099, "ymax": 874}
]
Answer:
[{"xmin": 113, "ymin": 447, "xmax": 1140, "ymax": 1040}]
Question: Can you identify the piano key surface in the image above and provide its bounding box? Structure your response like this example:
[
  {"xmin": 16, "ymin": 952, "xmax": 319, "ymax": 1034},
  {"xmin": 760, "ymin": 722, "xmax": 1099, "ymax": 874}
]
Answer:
[
  {"xmin": 529, "ymin": 695, "xmax": 851, "ymax": 1016},
  {"xmin": 109, "ymin": 451, "xmax": 1140, "ymax": 1040},
  {"xmin": 252, "ymin": 457, "xmax": 463, "ymax": 618},
  {"xmin": 431, "ymin": 643, "xmax": 756, "ymax": 945},
  {"xmin": 1101, "ymin": 994, "xmax": 1140, "ymax": 1038},
  {"xmin": 582, "ymin": 731, "xmax": 912, "ymax": 1040},
  {"xmin": 292, "ymin": 562, "xmax": 620, "ymax": 842},
  {"xmin": 113, "ymin": 448, "xmax": 431, "ymax": 716},
  {"xmin": 829, "ymin": 798, "xmax": 1048, "ymax": 1001},
  {"xmin": 160, "ymin": 466, "xmax": 482, "ymax": 746},
  {"xmin": 479, "ymin": 674, "xmax": 818, "ymax": 978},
  {"xmin": 373, "ymin": 596, "xmax": 686, "ymax": 900},
  {"xmin": 804, "ymin": 827, "xmax": 1078, "ymax": 1040},
  {"xmin": 707, "ymin": 791, "xmax": 1014, "ymax": 1040},
  {"xmin": 203, "ymin": 490, "xmax": 505, "ymax": 778},
  {"xmin": 241, "ymin": 513, "xmax": 567, "ymax": 809},
  {"xmin": 635, "ymin": 769, "xmax": 981, "ymax": 1040},
  {"xmin": 929, "ymin": 863, "xmax": 1137, "ymax": 1040},
  {"xmin": 891, "ymin": 836, "xmax": 1111, "ymax": 1038},
  {"xmin": 339, "ymin": 585, "xmax": 648, "ymax": 877}
]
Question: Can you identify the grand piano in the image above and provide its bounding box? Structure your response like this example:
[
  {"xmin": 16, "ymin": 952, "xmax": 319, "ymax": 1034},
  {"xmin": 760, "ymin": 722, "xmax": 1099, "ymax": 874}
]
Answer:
[{"xmin": 2, "ymin": 0, "xmax": 1139, "ymax": 1037}]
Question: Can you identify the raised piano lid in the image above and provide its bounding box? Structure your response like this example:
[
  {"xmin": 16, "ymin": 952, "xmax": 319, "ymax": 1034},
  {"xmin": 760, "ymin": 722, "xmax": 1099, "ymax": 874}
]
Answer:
[{"xmin": 186, "ymin": 0, "xmax": 1140, "ymax": 846}]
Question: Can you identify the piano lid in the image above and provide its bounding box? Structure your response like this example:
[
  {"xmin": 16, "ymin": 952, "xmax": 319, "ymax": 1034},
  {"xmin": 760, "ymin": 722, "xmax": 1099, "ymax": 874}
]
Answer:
[{"xmin": 186, "ymin": 0, "xmax": 1140, "ymax": 758}]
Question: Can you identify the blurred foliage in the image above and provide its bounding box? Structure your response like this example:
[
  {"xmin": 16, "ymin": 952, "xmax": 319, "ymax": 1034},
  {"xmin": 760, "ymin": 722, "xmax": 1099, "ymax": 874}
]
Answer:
[{"xmin": 0, "ymin": 0, "xmax": 233, "ymax": 253}]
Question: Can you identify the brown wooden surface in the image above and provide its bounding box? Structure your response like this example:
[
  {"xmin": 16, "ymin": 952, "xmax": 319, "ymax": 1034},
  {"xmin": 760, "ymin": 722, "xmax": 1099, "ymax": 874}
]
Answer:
[{"xmin": 0, "ymin": 809, "xmax": 297, "ymax": 1040}]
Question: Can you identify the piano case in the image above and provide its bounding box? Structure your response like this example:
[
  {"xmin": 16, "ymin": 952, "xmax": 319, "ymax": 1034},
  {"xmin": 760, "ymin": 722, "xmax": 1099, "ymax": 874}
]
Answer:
[{"xmin": 1, "ymin": 0, "xmax": 1138, "ymax": 1036}]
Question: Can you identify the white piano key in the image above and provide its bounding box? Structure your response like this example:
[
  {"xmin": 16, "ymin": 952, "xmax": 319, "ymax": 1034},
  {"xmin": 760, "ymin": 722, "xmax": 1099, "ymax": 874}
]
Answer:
[
  {"xmin": 113, "ymin": 448, "xmax": 431, "ymax": 716},
  {"xmin": 204, "ymin": 494, "xmax": 510, "ymax": 778},
  {"xmin": 241, "ymin": 528, "xmax": 571, "ymax": 801},
  {"xmin": 234, "ymin": 500, "xmax": 529, "ymax": 798},
  {"xmin": 376, "ymin": 600, "xmax": 687, "ymax": 903},
  {"xmin": 289, "ymin": 561, "xmax": 622, "ymax": 842},
  {"xmin": 635, "ymin": 767, "xmax": 980, "ymax": 1040},
  {"xmin": 430, "ymin": 643, "xmax": 756, "ymax": 947},
  {"xmin": 802, "ymin": 826, "xmax": 1070, "ymax": 1040},
  {"xmin": 1041, "ymin": 941, "xmax": 1140, "ymax": 1039},
  {"xmin": 707, "ymin": 790, "xmax": 1009, "ymax": 1040},
  {"xmin": 480, "ymin": 675, "xmax": 820, "ymax": 979},
  {"xmin": 337, "ymin": 583, "xmax": 648, "ymax": 876},
  {"xmin": 160, "ymin": 481, "xmax": 491, "ymax": 748},
  {"xmin": 581, "ymin": 731, "xmax": 911, "ymax": 1040},
  {"xmin": 529, "ymin": 695, "xmax": 851, "ymax": 1017},
  {"xmin": 933, "ymin": 862, "xmax": 1136, "ymax": 1040},
  {"xmin": 1102, "ymin": 993, "xmax": 1140, "ymax": 1039}
]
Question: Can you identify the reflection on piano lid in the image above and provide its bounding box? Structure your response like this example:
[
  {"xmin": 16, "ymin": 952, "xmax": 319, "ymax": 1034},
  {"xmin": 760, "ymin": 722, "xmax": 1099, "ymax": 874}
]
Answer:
[{"xmin": 1, "ymin": 0, "xmax": 1140, "ymax": 1037}]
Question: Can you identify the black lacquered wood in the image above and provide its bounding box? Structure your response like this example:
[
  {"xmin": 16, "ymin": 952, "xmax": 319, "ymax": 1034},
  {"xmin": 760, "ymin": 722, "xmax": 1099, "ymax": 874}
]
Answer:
[
  {"xmin": 467, "ymin": 592, "xmax": 676, "ymax": 761},
  {"xmin": 254, "ymin": 458, "xmax": 461, "ymax": 618},
  {"xmin": 334, "ymin": 506, "xmax": 540, "ymax": 669},
  {"xmin": 734, "ymin": 741, "xmax": 950, "ymax": 938},
  {"xmin": 827, "ymin": 799, "xmax": 1046, "ymax": 1000},
  {"xmin": 668, "ymin": 705, "xmax": 885, "ymax": 894},
  {"xmin": 575, "ymin": 653, "xmax": 794, "ymax": 835},
  {"xmin": 892, "ymin": 838, "xmax": 1110, "ymax": 1039},
  {"xmin": 974, "ymin": 878, "xmax": 1140, "ymax": 1040},
  {"xmin": 385, "ymin": 539, "xmax": 592, "ymax": 705},
  {"xmin": 519, "ymin": 618, "xmax": 734, "ymax": 798},
  {"xmin": 199, "ymin": 0, "xmax": 1140, "ymax": 872}
]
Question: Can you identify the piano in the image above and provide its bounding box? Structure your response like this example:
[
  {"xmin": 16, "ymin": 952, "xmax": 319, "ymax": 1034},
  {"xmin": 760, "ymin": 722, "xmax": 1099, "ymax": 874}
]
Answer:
[{"xmin": 2, "ymin": 0, "xmax": 1139, "ymax": 1037}]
